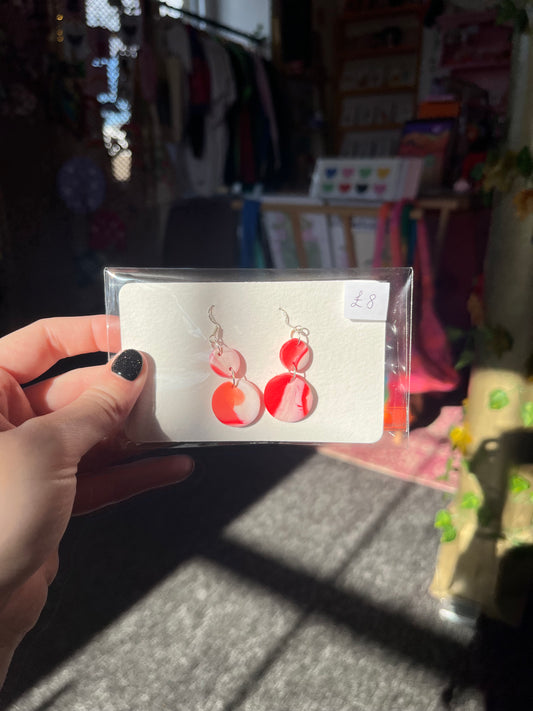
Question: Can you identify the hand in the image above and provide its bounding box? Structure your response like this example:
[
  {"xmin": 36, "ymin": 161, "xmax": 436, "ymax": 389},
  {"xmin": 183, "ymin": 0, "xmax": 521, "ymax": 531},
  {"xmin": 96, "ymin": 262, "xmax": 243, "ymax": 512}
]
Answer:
[{"xmin": 0, "ymin": 316, "xmax": 194, "ymax": 686}]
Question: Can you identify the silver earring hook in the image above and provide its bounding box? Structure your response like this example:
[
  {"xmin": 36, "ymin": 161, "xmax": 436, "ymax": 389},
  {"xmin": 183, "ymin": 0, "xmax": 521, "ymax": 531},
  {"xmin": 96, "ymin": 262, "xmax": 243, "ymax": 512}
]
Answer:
[
  {"xmin": 208, "ymin": 305, "xmax": 224, "ymax": 353},
  {"xmin": 279, "ymin": 307, "xmax": 310, "ymax": 344}
]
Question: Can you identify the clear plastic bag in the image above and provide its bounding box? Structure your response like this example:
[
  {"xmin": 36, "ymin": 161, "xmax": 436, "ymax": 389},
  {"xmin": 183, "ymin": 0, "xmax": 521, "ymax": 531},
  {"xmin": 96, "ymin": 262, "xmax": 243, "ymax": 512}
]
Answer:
[{"xmin": 105, "ymin": 267, "xmax": 412, "ymax": 445}]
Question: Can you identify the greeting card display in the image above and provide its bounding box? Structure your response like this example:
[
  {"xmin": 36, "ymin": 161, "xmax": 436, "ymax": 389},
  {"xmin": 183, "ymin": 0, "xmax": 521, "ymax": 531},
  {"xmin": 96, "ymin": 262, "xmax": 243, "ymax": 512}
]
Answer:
[{"xmin": 309, "ymin": 157, "xmax": 422, "ymax": 202}]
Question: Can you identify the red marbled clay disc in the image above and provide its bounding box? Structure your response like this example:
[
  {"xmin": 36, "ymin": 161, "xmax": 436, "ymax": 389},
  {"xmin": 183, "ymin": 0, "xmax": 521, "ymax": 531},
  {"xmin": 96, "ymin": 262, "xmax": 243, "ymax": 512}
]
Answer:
[
  {"xmin": 209, "ymin": 347, "xmax": 242, "ymax": 378},
  {"xmin": 212, "ymin": 380, "xmax": 262, "ymax": 427},
  {"xmin": 279, "ymin": 338, "xmax": 312, "ymax": 372},
  {"xmin": 264, "ymin": 373, "xmax": 314, "ymax": 422}
]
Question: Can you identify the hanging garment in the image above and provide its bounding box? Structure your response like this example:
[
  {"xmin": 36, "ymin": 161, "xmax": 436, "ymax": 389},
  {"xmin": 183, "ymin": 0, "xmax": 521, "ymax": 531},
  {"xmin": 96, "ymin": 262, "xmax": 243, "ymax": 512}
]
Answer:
[
  {"xmin": 262, "ymin": 59, "xmax": 291, "ymax": 188},
  {"xmin": 165, "ymin": 20, "xmax": 192, "ymax": 140},
  {"xmin": 184, "ymin": 35, "xmax": 236, "ymax": 196},
  {"xmin": 165, "ymin": 21, "xmax": 193, "ymax": 72},
  {"xmin": 139, "ymin": 42, "xmax": 158, "ymax": 103},
  {"xmin": 185, "ymin": 26, "xmax": 211, "ymax": 159},
  {"xmin": 224, "ymin": 43, "xmax": 257, "ymax": 186},
  {"xmin": 253, "ymin": 54, "xmax": 281, "ymax": 171},
  {"xmin": 164, "ymin": 55, "xmax": 183, "ymax": 142}
]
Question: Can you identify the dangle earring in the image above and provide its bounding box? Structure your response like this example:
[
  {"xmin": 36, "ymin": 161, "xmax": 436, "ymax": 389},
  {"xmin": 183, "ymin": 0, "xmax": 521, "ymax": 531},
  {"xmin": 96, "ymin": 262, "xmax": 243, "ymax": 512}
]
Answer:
[
  {"xmin": 264, "ymin": 308, "xmax": 316, "ymax": 422},
  {"xmin": 208, "ymin": 306, "xmax": 262, "ymax": 427}
]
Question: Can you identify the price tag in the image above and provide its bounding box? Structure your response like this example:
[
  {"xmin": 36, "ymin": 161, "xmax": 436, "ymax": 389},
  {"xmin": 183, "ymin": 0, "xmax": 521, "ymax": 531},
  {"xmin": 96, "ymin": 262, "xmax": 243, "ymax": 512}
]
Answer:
[{"xmin": 344, "ymin": 280, "xmax": 390, "ymax": 321}]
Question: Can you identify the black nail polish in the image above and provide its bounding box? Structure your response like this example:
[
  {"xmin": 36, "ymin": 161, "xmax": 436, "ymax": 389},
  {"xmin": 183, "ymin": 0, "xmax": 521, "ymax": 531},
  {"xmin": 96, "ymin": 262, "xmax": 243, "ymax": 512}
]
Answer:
[{"xmin": 111, "ymin": 349, "xmax": 143, "ymax": 381}]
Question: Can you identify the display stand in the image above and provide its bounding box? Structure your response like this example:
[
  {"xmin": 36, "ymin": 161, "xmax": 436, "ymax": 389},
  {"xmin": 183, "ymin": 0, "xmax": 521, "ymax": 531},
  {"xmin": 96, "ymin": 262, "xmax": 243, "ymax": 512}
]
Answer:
[{"xmin": 234, "ymin": 194, "xmax": 471, "ymax": 268}]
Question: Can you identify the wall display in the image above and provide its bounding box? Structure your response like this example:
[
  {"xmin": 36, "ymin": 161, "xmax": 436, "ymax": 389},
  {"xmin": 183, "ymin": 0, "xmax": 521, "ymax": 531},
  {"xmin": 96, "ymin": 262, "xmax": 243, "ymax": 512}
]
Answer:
[
  {"xmin": 339, "ymin": 130, "xmax": 400, "ymax": 158},
  {"xmin": 335, "ymin": 3, "xmax": 426, "ymax": 152}
]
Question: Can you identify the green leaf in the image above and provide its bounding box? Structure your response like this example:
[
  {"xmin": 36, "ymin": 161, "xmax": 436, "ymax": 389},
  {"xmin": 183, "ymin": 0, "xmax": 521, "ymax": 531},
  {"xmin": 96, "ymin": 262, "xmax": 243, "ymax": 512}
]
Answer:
[
  {"xmin": 489, "ymin": 389, "xmax": 510, "ymax": 410},
  {"xmin": 496, "ymin": 0, "xmax": 515, "ymax": 23},
  {"xmin": 447, "ymin": 327, "xmax": 467, "ymax": 343},
  {"xmin": 455, "ymin": 348, "xmax": 476, "ymax": 370},
  {"xmin": 470, "ymin": 162, "xmax": 486, "ymax": 182},
  {"xmin": 441, "ymin": 525, "xmax": 457, "ymax": 543},
  {"xmin": 460, "ymin": 492, "xmax": 481, "ymax": 510},
  {"xmin": 463, "ymin": 458, "xmax": 471, "ymax": 473},
  {"xmin": 510, "ymin": 474, "xmax": 530, "ymax": 495},
  {"xmin": 434, "ymin": 509, "xmax": 452, "ymax": 529},
  {"xmin": 521, "ymin": 401, "xmax": 533, "ymax": 427},
  {"xmin": 516, "ymin": 146, "xmax": 533, "ymax": 178}
]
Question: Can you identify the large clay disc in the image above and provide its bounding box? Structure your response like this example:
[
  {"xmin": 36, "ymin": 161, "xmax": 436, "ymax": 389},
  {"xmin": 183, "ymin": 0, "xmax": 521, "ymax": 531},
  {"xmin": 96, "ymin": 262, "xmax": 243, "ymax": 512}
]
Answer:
[
  {"xmin": 211, "ymin": 380, "xmax": 262, "ymax": 427},
  {"xmin": 264, "ymin": 373, "xmax": 314, "ymax": 422}
]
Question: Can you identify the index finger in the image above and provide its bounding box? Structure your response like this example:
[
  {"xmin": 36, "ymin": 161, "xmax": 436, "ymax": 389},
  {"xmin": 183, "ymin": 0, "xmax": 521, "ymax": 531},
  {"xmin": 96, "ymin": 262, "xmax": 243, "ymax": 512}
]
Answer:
[{"xmin": 0, "ymin": 315, "xmax": 121, "ymax": 384}]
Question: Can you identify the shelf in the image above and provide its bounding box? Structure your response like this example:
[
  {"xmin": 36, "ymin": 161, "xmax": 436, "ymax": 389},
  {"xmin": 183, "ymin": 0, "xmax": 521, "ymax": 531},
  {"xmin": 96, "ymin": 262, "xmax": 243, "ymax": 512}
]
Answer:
[
  {"xmin": 339, "ymin": 122, "xmax": 404, "ymax": 133},
  {"xmin": 340, "ymin": 85, "xmax": 416, "ymax": 97},
  {"xmin": 342, "ymin": 44, "xmax": 419, "ymax": 60},
  {"xmin": 442, "ymin": 59, "xmax": 511, "ymax": 72},
  {"xmin": 342, "ymin": 3, "xmax": 427, "ymax": 22},
  {"xmin": 437, "ymin": 9, "xmax": 499, "ymax": 29}
]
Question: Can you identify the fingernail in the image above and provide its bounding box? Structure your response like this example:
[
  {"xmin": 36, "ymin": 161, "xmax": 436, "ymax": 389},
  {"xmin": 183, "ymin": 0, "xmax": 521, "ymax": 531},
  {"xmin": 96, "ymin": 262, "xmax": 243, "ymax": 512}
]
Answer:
[{"xmin": 111, "ymin": 350, "xmax": 143, "ymax": 381}]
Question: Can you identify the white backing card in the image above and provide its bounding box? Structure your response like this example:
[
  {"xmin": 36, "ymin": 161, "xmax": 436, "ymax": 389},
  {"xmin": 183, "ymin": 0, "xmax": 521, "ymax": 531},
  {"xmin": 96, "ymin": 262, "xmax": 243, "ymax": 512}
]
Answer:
[{"xmin": 118, "ymin": 279, "xmax": 387, "ymax": 444}]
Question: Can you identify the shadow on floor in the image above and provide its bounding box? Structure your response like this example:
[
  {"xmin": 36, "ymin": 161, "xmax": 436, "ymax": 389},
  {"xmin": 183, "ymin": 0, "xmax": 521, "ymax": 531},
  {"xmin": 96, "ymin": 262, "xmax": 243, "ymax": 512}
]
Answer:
[
  {"xmin": 3, "ymin": 442, "xmax": 533, "ymax": 711},
  {"xmin": 442, "ymin": 568, "xmax": 533, "ymax": 711},
  {"xmin": 1, "ymin": 445, "xmax": 312, "ymax": 706}
]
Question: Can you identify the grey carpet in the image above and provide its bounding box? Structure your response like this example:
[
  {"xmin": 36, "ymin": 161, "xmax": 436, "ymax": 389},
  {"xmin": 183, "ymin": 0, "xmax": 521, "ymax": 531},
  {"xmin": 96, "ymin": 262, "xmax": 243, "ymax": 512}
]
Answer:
[{"xmin": 1, "ymin": 446, "xmax": 528, "ymax": 710}]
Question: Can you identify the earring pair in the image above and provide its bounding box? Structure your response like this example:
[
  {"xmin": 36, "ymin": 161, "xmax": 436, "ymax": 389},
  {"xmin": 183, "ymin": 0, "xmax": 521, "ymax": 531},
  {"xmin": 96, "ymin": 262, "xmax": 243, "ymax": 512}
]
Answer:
[{"xmin": 208, "ymin": 306, "xmax": 315, "ymax": 427}]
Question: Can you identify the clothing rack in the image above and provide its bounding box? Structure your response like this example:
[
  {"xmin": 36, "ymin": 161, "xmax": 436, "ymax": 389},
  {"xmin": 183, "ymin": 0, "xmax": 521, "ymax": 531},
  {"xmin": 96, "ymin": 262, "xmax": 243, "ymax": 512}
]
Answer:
[{"xmin": 158, "ymin": 3, "xmax": 267, "ymax": 45}]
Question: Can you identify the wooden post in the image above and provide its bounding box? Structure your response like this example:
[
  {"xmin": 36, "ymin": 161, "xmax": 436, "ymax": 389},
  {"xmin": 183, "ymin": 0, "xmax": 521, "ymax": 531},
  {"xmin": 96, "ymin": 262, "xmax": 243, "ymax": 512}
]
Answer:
[
  {"xmin": 287, "ymin": 209, "xmax": 308, "ymax": 268},
  {"xmin": 430, "ymin": 25, "xmax": 533, "ymax": 626},
  {"xmin": 341, "ymin": 214, "xmax": 357, "ymax": 267}
]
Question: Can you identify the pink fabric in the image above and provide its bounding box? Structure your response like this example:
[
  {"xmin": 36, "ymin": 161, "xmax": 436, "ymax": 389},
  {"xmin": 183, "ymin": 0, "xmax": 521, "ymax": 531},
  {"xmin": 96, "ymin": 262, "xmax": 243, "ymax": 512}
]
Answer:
[
  {"xmin": 410, "ymin": 215, "xmax": 459, "ymax": 394},
  {"xmin": 375, "ymin": 201, "xmax": 459, "ymax": 395},
  {"xmin": 373, "ymin": 203, "xmax": 394, "ymax": 267},
  {"xmin": 320, "ymin": 405, "xmax": 462, "ymax": 493}
]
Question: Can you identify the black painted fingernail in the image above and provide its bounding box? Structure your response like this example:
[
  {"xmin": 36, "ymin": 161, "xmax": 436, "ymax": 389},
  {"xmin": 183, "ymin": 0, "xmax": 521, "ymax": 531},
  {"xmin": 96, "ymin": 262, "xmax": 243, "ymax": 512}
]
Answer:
[{"xmin": 111, "ymin": 350, "xmax": 143, "ymax": 381}]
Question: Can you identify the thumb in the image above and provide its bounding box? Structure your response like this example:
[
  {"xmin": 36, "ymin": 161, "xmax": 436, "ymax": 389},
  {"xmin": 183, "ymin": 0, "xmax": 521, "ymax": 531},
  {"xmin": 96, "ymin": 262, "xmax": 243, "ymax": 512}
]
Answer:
[
  {"xmin": 36, "ymin": 349, "xmax": 147, "ymax": 464},
  {"xmin": 0, "ymin": 350, "xmax": 147, "ymax": 592}
]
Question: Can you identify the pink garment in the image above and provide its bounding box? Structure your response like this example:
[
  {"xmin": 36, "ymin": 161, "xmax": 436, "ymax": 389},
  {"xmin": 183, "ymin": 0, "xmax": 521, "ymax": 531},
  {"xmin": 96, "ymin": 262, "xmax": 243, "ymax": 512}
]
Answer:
[{"xmin": 374, "ymin": 202, "xmax": 459, "ymax": 395}]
